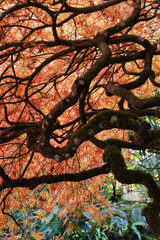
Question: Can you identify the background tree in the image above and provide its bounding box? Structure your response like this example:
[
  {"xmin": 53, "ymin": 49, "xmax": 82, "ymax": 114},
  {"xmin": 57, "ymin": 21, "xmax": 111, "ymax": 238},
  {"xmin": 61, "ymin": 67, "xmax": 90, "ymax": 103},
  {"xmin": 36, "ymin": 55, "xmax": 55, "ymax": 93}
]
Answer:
[{"xmin": 0, "ymin": 0, "xmax": 160, "ymax": 238}]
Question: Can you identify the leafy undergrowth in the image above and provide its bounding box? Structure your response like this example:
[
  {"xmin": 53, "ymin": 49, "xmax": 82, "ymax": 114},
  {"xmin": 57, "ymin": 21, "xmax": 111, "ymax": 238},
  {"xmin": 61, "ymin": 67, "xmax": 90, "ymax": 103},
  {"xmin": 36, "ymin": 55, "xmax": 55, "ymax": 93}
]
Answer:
[{"xmin": 0, "ymin": 202, "xmax": 156, "ymax": 240}]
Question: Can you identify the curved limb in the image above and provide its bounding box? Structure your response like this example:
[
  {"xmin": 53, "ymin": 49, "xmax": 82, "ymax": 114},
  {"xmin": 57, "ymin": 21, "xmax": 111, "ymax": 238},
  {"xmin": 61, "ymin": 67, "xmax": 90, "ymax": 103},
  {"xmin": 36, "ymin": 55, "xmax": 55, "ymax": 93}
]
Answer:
[{"xmin": 103, "ymin": 140, "xmax": 160, "ymax": 238}]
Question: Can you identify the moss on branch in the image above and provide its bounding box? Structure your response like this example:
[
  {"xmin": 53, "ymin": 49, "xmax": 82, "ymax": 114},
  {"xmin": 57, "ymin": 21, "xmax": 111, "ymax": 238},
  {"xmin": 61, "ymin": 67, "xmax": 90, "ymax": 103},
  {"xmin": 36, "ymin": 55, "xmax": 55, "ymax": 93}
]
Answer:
[
  {"xmin": 69, "ymin": 110, "xmax": 144, "ymax": 145},
  {"xmin": 142, "ymin": 203, "xmax": 160, "ymax": 239},
  {"xmin": 103, "ymin": 139, "xmax": 160, "ymax": 238}
]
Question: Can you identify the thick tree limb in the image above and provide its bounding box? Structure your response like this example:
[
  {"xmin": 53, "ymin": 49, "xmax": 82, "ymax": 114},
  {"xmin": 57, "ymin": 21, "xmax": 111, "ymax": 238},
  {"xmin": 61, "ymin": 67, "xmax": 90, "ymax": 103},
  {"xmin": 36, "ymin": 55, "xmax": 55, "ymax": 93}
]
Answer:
[
  {"xmin": 27, "ymin": 110, "xmax": 156, "ymax": 161},
  {"xmin": 0, "ymin": 164, "xmax": 110, "ymax": 191},
  {"xmin": 103, "ymin": 142, "xmax": 160, "ymax": 238},
  {"xmin": 101, "ymin": 83, "xmax": 160, "ymax": 109},
  {"xmin": 40, "ymin": 39, "xmax": 111, "ymax": 144}
]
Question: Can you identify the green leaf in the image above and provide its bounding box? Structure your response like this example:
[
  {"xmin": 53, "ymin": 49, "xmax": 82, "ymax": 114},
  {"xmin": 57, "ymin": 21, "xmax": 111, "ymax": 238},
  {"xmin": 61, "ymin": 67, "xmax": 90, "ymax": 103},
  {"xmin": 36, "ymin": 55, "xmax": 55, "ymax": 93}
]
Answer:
[
  {"xmin": 96, "ymin": 228, "xmax": 101, "ymax": 238},
  {"xmin": 74, "ymin": 224, "xmax": 82, "ymax": 236},
  {"xmin": 131, "ymin": 222, "xmax": 145, "ymax": 240}
]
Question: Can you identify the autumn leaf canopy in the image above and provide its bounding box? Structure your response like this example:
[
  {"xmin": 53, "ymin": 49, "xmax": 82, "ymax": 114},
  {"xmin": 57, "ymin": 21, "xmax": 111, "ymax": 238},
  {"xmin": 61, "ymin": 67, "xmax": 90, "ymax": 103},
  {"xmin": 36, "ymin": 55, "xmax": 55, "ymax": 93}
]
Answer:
[{"xmin": 0, "ymin": 0, "xmax": 160, "ymax": 238}]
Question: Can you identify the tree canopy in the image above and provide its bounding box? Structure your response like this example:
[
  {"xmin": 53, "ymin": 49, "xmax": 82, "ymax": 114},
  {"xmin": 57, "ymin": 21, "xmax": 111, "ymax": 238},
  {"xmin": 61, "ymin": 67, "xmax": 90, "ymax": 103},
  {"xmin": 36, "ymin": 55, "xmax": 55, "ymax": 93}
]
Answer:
[{"xmin": 0, "ymin": 0, "xmax": 160, "ymax": 238}]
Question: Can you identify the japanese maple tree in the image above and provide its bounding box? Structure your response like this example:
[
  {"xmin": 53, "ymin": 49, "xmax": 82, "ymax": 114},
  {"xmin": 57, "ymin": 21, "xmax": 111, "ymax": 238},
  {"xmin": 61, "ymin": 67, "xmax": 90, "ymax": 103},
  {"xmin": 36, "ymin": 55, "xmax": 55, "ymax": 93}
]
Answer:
[{"xmin": 0, "ymin": 0, "xmax": 160, "ymax": 238}]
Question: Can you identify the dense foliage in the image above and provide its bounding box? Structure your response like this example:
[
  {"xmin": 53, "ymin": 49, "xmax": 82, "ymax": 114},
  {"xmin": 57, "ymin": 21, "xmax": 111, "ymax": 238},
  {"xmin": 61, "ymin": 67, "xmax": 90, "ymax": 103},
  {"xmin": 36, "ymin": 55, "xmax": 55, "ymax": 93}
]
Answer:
[{"xmin": 0, "ymin": 0, "xmax": 160, "ymax": 238}]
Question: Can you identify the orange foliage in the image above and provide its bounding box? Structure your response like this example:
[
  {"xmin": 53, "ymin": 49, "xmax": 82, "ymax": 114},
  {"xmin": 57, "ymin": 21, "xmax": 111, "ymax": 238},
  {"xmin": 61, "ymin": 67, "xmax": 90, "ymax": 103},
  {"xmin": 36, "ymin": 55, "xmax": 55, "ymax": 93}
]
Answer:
[{"xmin": 0, "ymin": 0, "xmax": 160, "ymax": 238}]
